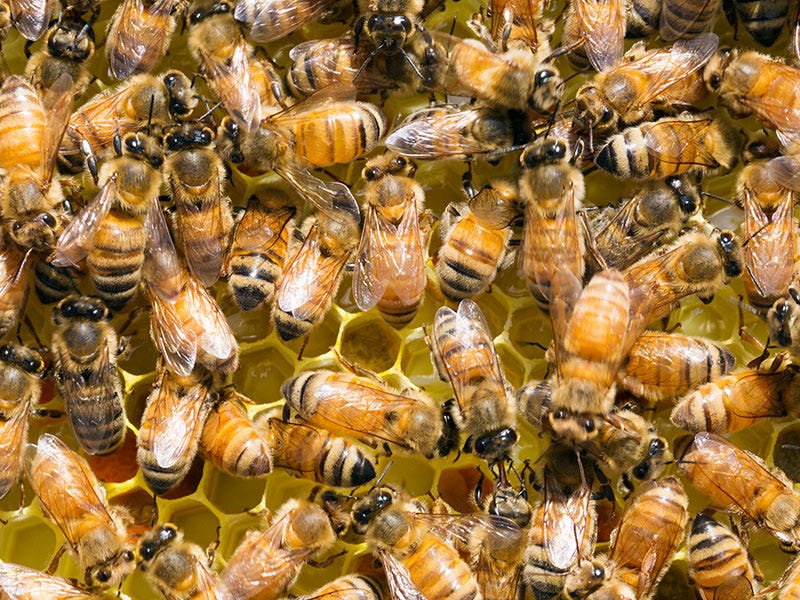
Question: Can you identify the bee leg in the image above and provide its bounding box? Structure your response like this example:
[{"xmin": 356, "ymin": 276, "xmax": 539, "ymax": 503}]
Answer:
[
  {"xmin": 206, "ymin": 527, "xmax": 221, "ymax": 567},
  {"xmin": 296, "ymin": 335, "xmax": 309, "ymax": 361},
  {"xmin": 46, "ymin": 543, "xmax": 67, "ymax": 575},
  {"xmin": 308, "ymin": 548, "xmax": 347, "ymax": 568}
]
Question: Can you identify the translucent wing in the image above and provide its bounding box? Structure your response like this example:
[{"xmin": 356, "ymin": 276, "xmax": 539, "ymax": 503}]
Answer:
[
  {"xmin": 379, "ymin": 549, "xmax": 428, "ymax": 600},
  {"xmin": 288, "ymin": 39, "xmax": 395, "ymax": 93},
  {"xmin": 149, "ymin": 295, "xmax": 198, "ymax": 378},
  {"xmin": 184, "ymin": 277, "xmax": 238, "ymax": 365},
  {"xmin": 489, "ymin": 0, "xmax": 542, "ymax": 50},
  {"xmin": 199, "ymin": 41, "xmax": 262, "ymax": 132},
  {"xmin": 52, "ymin": 176, "xmax": 116, "ymax": 267},
  {"xmin": 573, "ymin": 0, "xmax": 625, "ymax": 72},
  {"xmin": 106, "ymin": 0, "xmax": 177, "ymax": 80},
  {"xmin": 41, "ymin": 73, "xmax": 74, "ymax": 183},
  {"xmin": 8, "ymin": 0, "xmax": 55, "ymax": 39},
  {"xmin": 143, "ymin": 196, "xmax": 182, "ymax": 299},
  {"xmin": 147, "ymin": 375, "xmax": 209, "ymax": 468},
  {"xmin": 0, "ymin": 389, "xmax": 32, "ymax": 498},
  {"xmin": 0, "ymin": 561, "xmax": 100, "ymax": 599},
  {"xmin": 276, "ymin": 162, "xmax": 360, "ymax": 223},
  {"xmin": 542, "ymin": 475, "xmax": 592, "ymax": 569},
  {"xmin": 175, "ymin": 194, "xmax": 228, "ymax": 287},
  {"xmin": 234, "ymin": 0, "xmax": 332, "ymax": 42},
  {"xmin": 642, "ymin": 119, "xmax": 721, "ymax": 168}
]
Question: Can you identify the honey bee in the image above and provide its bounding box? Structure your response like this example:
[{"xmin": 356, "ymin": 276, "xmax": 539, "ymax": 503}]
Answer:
[
  {"xmin": 623, "ymin": 229, "xmax": 744, "ymax": 326},
  {"xmin": 619, "ymin": 331, "xmax": 735, "ymax": 406},
  {"xmin": 164, "ymin": 123, "xmax": 233, "ymax": 288},
  {"xmin": 60, "ymin": 71, "xmax": 197, "ymax": 170},
  {"xmin": 25, "ymin": 433, "xmax": 135, "ymax": 588},
  {"xmin": 234, "ymin": 0, "xmax": 344, "ymax": 42},
  {"xmin": 660, "ymin": 0, "xmax": 721, "ymax": 41},
  {"xmin": 562, "ymin": 0, "xmax": 625, "ymax": 73},
  {"xmin": 670, "ymin": 364, "xmax": 798, "ymax": 434},
  {"xmin": 354, "ymin": 152, "xmax": 427, "ymax": 327},
  {"xmin": 350, "ymin": 484, "xmax": 495, "ymax": 600},
  {"xmin": 0, "ymin": 560, "xmax": 105, "ymax": 599},
  {"xmin": 589, "ymin": 176, "xmax": 701, "ymax": 273},
  {"xmin": 523, "ymin": 468, "xmax": 597, "ymax": 600},
  {"xmin": 428, "ymin": 299, "xmax": 517, "ymax": 464},
  {"xmin": 704, "ymin": 49, "xmax": 800, "ymax": 148},
  {"xmin": 8, "ymin": 0, "xmax": 56, "ymax": 39},
  {"xmin": 225, "ymin": 190, "xmax": 297, "ymax": 312},
  {"xmin": 517, "ymin": 135, "xmax": 585, "ymax": 308},
  {"xmin": 0, "ymin": 74, "xmax": 72, "ymax": 251},
  {"xmin": 187, "ymin": 0, "xmax": 288, "ymax": 132},
  {"xmin": 258, "ymin": 416, "xmax": 378, "ymax": 488},
  {"xmin": 281, "ymin": 369, "xmax": 457, "ymax": 458},
  {"xmin": 52, "ymin": 133, "xmax": 164, "ymax": 311},
  {"xmin": 594, "ymin": 113, "xmax": 741, "ymax": 180},
  {"xmin": 573, "ymin": 33, "xmax": 717, "ymax": 137},
  {"xmin": 200, "ymin": 389, "xmax": 272, "ymax": 479},
  {"xmin": 105, "ymin": 0, "xmax": 181, "ymax": 81},
  {"xmin": 436, "ymin": 177, "xmax": 519, "ymax": 301},
  {"xmin": 216, "ymin": 498, "xmax": 336, "ymax": 600},
  {"xmin": 137, "ymin": 364, "xmax": 218, "ymax": 495},
  {"xmin": 216, "ymin": 84, "xmax": 382, "ymax": 215},
  {"xmin": 25, "ymin": 18, "xmax": 95, "ymax": 98},
  {"xmin": 724, "ymin": 0, "xmax": 788, "ymax": 47},
  {"xmin": 136, "ymin": 523, "xmax": 219, "ymax": 600},
  {"xmin": 677, "ymin": 431, "xmax": 800, "ymax": 551},
  {"xmin": 295, "ymin": 575, "xmax": 386, "ymax": 600},
  {"xmin": 0, "ymin": 233, "xmax": 31, "ymax": 337},
  {"xmin": 50, "ymin": 295, "xmax": 125, "ymax": 456},
  {"xmin": 274, "ymin": 212, "xmax": 359, "ymax": 341},
  {"xmin": 564, "ymin": 476, "xmax": 688, "ymax": 600},
  {"xmin": 143, "ymin": 197, "xmax": 239, "ymax": 377},
  {"xmin": 0, "ymin": 344, "xmax": 44, "ymax": 499},
  {"xmin": 687, "ymin": 514, "xmax": 757, "ymax": 600},
  {"xmin": 626, "ymin": 0, "xmax": 661, "ymax": 36},
  {"xmin": 769, "ymin": 284, "xmax": 800, "ymax": 358},
  {"xmin": 384, "ymin": 104, "xmax": 530, "ymax": 161}
]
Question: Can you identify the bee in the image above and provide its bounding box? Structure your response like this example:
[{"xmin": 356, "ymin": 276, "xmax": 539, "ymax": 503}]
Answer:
[
  {"xmin": 0, "ymin": 344, "xmax": 44, "ymax": 499},
  {"xmin": 354, "ymin": 152, "xmax": 427, "ymax": 328},
  {"xmin": 626, "ymin": 0, "xmax": 661, "ymax": 36},
  {"xmin": 60, "ymin": 71, "xmax": 197, "ymax": 170},
  {"xmin": 385, "ymin": 104, "xmax": 531, "ymax": 161},
  {"xmin": 0, "ymin": 74, "xmax": 72, "ymax": 251},
  {"xmin": 7, "ymin": 0, "xmax": 55, "ymax": 39},
  {"xmin": 618, "ymin": 331, "xmax": 735, "ymax": 406},
  {"xmin": 136, "ymin": 523, "xmax": 218, "ymax": 600},
  {"xmin": 105, "ymin": 0, "xmax": 181, "ymax": 81},
  {"xmin": 350, "ymin": 484, "xmax": 486, "ymax": 600},
  {"xmin": 200, "ymin": 389, "xmax": 272, "ymax": 479},
  {"xmin": 573, "ymin": 33, "xmax": 717, "ymax": 137},
  {"xmin": 0, "ymin": 233, "xmax": 31, "ymax": 337},
  {"xmin": 687, "ymin": 514, "xmax": 757, "ymax": 600},
  {"xmin": 50, "ymin": 295, "xmax": 125, "ymax": 456},
  {"xmin": 258, "ymin": 416, "xmax": 378, "ymax": 488},
  {"xmin": 428, "ymin": 299, "xmax": 517, "ymax": 464},
  {"xmin": 225, "ymin": 190, "xmax": 297, "ymax": 312},
  {"xmin": 677, "ymin": 431, "xmax": 800, "ymax": 551},
  {"xmin": 25, "ymin": 18, "xmax": 95, "ymax": 98},
  {"xmin": 704, "ymin": 49, "xmax": 800, "ymax": 148},
  {"xmin": 216, "ymin": 84, "xmax": 382, "ymax": 214},
  {"xmin": 564, "ymin": 476, "xmax": 688, "ymax": 600},
  {"xmin": 669, "ymin": 365, "xmax": 798, "ymax": 434},
  {"xmin": 562, "ymin": 0, "xmax": 625, "ymax": 73},
  {"xmin": 523, "ymin": 468, "xmax": 597, "ymax": 600},
  {"xmin": 234, "ymin": 0, "xmax": 345, "ymax": 42},
  {"xmin": 517, "ymin": 135, "xmax": 585, "ymax": 308},
  {"xmin": 660, "ymin": 0, "xmax": 721, "ymax": 41},
  {"xmin": 274, "ymin": 212, "xmax": 359, "ymax": 341},
  {"xmin": 769, "ymin": 284, "xmax": 800, "ymax": 358},
  {"xmin": 281, "ymin": 369, "xmax": 457, "ymax": 458},
  {"xmin": 187, "ymin": 0, "xmax": 288, "ymax": 132},
  {"xmin": 137, "ymin": 364, "xmax": 218, "ymax": 495},
  {"xmin": 0, "ymin": 560, "xmax": 105, "ymax": 599},
  {"xmin": 52, "ymin": 133, "xmax": 165, "ymax": 311},
  {"xmin": 724, "ymin": 0, "xmax": 788, "ymax": 47},
  {"xmin": 436, "ymin": 177, "xmax": 519, "ymax": 301},
  {"xmin": 216, "ymin": 498, "xmax": 336, "ymax": 600},
  {"xmin": 594, "ymin": 113, "xmax": 741, "ymax": 180},
  {"xmin": 589, "ymin": 175, "xmax": 701, "ymax": 273},
  {"xmin": 25, "ymin": 433, "xmax": 135, "ymax": 589},
  {"xmin": 622, "ymin": 229, "xmax": 744, "ymax": 326},
  {"xmin": 164, "ymin": 123, "xmax": 233, "ymax": 287},
  {"xmin": 295, "ymin": 575, "xmax": 386, "ymax": 600}
]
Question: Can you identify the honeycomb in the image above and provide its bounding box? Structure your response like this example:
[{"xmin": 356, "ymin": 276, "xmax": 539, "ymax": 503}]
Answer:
[{"xmin": 0, "ymin": 0, "xmax": 799, "ymax": 598}]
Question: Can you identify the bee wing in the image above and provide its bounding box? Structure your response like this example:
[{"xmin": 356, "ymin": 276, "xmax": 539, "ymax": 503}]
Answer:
[
  {"xmin": 52, "ymin": 176, "xmax": 116, "ymax": 268},
  {"xmin": 41, "ymin": 73, "xmax": 74, "ymax": 182},
  {"xmin": 0, "ymin": 391, "xmax": 32, "ymax": 498},
  {"xmin": 740, "ymin": 76, "xmax": 800, "ymax": 141},
  {"xmin": 8, "ymin": 0, "xmax": 55, "ymax": 39},
  {"xmin": 184, "ymin": 277, "xmax": 238, "ymax": 366},
  {"xmin": 289, "ymin": 40, "xmax": 395, "ymax": 91},
  {"xmin": 0, "ymin": 246, "xmax": 28, "ymax": 299},
  {"xmin": 106, "ymin": 0, "xmax": 177, "ymax": 80},
  {"xmin": 378, "ymin": 549, "xmax": 429, "ymax": 600},
  {"xmin": 63, "ymin": 82, "xmax": 142, "ymax": 153},
  {"xmin": 0, "ymin": 561, "xmax": 99, "ymax": 599},
  {"xmin": 742, "ymin": 187, "xmax": 792, "ymax": 300},
  {"xmin": 413, "ymin": 511, "xmax": 522, "ymax": 549},
  {"xmin": 233, "ymin": 0, "xmax": 330, "ymax": 42},
  {"xmin": 642, "ymin": 119, "xmax": 722, "ymax": 169},
  {"xmin": 713, "ymin": 576, "xmax": 754, "ymax": 600},
  {"xmin": 149, "ymin": 295, "xmax": 198, "ymax": 377},
  {"xmin": 634, "ymin": 518, "xmax": 685, "ymax": 599},
  {"xmin": 24, "ymin": 434, "xmax": 118, "ymax": 552},
  {"xmin": 276, "ymin": 163, "xmax": 360, "ymax": 223},
  {"xmin": 542, "ymin": 476, "xmax": 591, "ymax": 569},
  {"xmin": 175, "ymin": 194, "xmax": 229, "ymax": 287},
  {"xmin": 490, "ymin": 0, "xmax": 541, "ymax": 50},
  {"xmin": 144, "ymin": 196, "xmax": 183, "ymax": 296},
  {"xmin": 626, "ymin": 33, "xmax": 719, "ymax": 107},
  {"xmin": 764, "ymin": 154, "xmax": 800, "ymax": 192},
  {"xmin": 199, "ymin": 41, "xmax": 262, "ymax": 132},
  {"xmin": 573, "ymin": 0, "xmax": 625, "ymax": 73},
  {"xmin": 147, "ymin": 377, "xmax": 209, "ymax": 468}
]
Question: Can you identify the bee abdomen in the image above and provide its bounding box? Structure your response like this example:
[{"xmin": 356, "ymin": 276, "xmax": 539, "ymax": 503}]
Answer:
[
  {"xmin": 88, "ymin": 223, "xmax": 146, "ymax": 310},
  {"xmin": 437, "ymin": 235, "xmax": 501, "ymax": 300},
  {"xmin": 378, "ymin": 294, "xmax": 422, "ymax": 328},
  {"xmin": 660, "ymin": 0, "xmax": 719, "ymax": 41},
  {"xmin": 274, "ymin": 309, "xmax": 313, "ymax": 341},
  {"xmin": 316, "ymin": 436, "xmax": 377, "ymax": 487},
  {"xmin": 228, "ymin": 254, "xmax": 281, "ymax": 311},
  {"xmin": 34, "ymin": 260, "xmax": 80, "ymax": 304},
  {"xmin": 66, "ymin": 393, "xmax": 125, "ymax": 455},
  {"xmin": 138, "ymin": 454, "xmax": 192, "ymax": 496},
  {"xmin": 735, "ymin": 0, "xmax": 788, "ymax": 46}
]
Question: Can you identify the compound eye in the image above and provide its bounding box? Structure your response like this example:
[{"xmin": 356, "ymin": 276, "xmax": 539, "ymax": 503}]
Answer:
[
  {"xmin": 22, "ymin": 358, "xmax": 41, "ymax": 373},
  {"xmin": 140, "ymin": 543, "xmax": 156, "ymax": 561},
  {"xmin": 41, "ymin": 212, "xmax": 56, "ymax": 227},
  {"xmin": 363, "ymin": 167, "xmax": 380, "ymax": 181},
  {"xmin": 583, "ymin": 419, "xmax": 595, "ymax": 433},
  {"xmin": 0, "ymin": 346, "xmax": 12, "ymax": 360},
  {"xmin": 95, "ymin": 570, "xmax": 110, "ymax": 584},
  {"xmin": 553, "ymin": 408, "xmax": 567, "ymax": 420},
  {"xmin": 354, "ymin": 508, "xmax": 372, "ymax": 524},
  {"xmin": 709, "ymin": 73, "xmax": 721, "ymax": 90},
  {"xmin": 600, "ymin": 107, "xmax": 613, "ymax": 123},
  {"xmin": 534, "ymin": 69, "xmax": 553, "ymax": 86}
]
